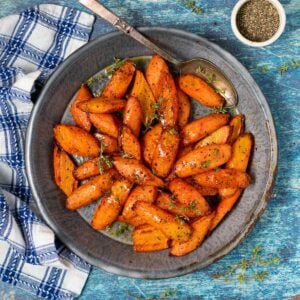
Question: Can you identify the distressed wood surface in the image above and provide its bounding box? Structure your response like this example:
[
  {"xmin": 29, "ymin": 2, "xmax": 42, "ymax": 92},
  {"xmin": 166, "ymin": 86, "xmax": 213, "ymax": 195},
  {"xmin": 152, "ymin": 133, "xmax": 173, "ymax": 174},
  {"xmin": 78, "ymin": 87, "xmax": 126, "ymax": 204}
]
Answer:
[{"xmin": 0, "ymin": 0, "xmax": 299, "ymax": 299}]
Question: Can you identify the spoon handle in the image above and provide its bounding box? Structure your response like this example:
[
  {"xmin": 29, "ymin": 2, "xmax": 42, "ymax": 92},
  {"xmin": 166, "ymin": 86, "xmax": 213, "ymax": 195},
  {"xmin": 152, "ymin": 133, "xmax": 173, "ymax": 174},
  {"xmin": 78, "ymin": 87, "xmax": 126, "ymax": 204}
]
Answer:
[{"xmin": 79, "ymin": 0, "xmax": 180, "ymax": 65}]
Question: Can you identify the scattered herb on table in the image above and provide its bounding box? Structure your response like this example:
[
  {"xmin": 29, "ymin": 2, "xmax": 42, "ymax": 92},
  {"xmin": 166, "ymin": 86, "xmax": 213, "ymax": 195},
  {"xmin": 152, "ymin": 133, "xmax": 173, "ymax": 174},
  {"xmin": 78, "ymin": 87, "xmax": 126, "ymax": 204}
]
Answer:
[
  {"xmin": 177, "ymin": 0, "xmax": 203, "ymax": 15},
  {"xmin": 212, "ymin": 245, "xmax": 280, "ymax": 283},
  {"xmin": 236, "ymin": 0, "xmax": 280, "ymax": 42},
  {"xmin": 256, "ymin": 60, "xmax": 300, "ymax": 75}
]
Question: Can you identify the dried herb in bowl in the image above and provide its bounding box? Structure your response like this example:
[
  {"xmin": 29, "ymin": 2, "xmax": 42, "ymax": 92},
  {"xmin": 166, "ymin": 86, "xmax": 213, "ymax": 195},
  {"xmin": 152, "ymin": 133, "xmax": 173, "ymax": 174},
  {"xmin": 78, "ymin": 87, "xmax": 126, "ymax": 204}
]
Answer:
[{"xmin": 236, "ymin": 0, "xmax": 280, "ymax": 42}]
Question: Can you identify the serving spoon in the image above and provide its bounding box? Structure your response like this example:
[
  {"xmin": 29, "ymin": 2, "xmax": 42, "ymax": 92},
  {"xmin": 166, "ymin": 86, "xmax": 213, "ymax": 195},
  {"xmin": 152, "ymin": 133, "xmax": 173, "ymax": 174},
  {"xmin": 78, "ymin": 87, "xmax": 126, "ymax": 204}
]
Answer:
[{"xmin": 79, "ymin": 0, "xmax": 238, "ymax": 107}]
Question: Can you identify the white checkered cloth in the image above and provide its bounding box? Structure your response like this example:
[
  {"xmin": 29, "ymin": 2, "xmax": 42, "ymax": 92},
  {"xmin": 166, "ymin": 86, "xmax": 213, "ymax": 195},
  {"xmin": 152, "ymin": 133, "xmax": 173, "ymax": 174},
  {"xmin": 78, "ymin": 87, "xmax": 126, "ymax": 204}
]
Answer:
[{"xmin": 0, "ymin": 4, "xmax": 95, "ymax": 299}]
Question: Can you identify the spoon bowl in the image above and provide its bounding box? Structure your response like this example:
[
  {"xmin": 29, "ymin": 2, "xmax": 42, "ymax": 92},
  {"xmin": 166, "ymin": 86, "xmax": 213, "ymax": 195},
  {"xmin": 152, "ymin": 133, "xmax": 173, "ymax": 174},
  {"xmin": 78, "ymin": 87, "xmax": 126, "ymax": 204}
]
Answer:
[{"xmin": 79, "ymin": 0, "xmax": 238, "ymax": 107}]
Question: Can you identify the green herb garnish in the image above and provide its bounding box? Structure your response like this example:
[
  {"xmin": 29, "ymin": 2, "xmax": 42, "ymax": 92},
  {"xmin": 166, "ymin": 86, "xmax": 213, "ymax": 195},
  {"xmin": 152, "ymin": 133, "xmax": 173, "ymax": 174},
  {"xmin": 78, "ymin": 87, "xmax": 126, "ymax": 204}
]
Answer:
[
  {"xmin": 169, "ymin": 128, "xmax": 178, "ymax": 135},
  {"xmin": 97, "ymin": 142, "xmax": 113, "ymax": 175},
  {"xmin": 177, "ymin": 0, "xmax": 203, "ymax": 14},
  {"xmin": 106, "ymin": 57, "xmax": 126, "ymax": 75},
  {"xmin": 160, "ymin": 288, "xmax": 177, "ymax": 298},
  {"xmin": 278, "ymin": 64, "xmax": 289, "ymax": 75},
  {"xmin": 215, "ymin": 87, "xmax": 226, "ymax": 95},
  {"xmin": 195, "ymin": 64, "xmax": 205, "ymax": 74},
  {"xmin": 206, "ymin": 73, "xmax": 216, "ymax": 84},
  {"xmin": 213, "ymin": 148, "xmax": 219, "ymax": 156},
  {"xmin": 201, "ymin": 160, "xmax": 211, "ymax": 169},
  {"xmin": 212, "ymin": 107, "xmax": 229, "ymax": 114}
]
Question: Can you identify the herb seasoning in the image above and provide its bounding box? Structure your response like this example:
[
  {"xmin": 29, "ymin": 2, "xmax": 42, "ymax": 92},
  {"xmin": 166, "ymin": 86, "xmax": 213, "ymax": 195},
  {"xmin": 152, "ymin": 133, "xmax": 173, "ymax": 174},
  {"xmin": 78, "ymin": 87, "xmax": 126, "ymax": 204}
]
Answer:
[{"xmin": 237, "ymin": 0, "xmax": 280, "ymax": 42}]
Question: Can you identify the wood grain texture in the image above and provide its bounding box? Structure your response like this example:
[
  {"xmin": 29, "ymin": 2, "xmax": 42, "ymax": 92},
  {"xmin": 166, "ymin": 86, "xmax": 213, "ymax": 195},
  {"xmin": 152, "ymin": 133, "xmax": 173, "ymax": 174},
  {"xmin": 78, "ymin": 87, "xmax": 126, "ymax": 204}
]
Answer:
[{"xmin": 0, "ymin": 0, "xmax": 299, "ymax": 299}]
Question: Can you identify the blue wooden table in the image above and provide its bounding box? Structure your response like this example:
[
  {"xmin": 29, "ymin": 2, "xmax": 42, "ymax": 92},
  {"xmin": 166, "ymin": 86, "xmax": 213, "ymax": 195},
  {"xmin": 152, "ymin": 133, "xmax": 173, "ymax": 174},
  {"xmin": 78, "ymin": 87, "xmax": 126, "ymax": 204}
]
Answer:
[{"xmin": 1, "ymin": 0, "xmax": 299, "ymax": 299}]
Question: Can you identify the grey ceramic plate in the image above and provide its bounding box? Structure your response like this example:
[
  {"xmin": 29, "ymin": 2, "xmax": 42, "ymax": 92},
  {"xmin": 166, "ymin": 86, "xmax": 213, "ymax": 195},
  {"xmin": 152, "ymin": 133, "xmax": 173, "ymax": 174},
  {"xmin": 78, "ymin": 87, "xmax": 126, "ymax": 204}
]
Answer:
[{"xmin": 25, "ymin": 28, "xmax": 277, "ymax": 279}]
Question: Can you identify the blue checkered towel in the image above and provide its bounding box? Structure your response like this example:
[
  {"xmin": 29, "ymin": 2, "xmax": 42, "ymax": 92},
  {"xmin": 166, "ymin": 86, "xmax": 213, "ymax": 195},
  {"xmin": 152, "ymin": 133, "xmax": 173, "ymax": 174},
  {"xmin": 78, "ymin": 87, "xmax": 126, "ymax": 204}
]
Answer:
[{"xmin": 0, "ymin": 4, "xmax": 95, "ymax": 299}]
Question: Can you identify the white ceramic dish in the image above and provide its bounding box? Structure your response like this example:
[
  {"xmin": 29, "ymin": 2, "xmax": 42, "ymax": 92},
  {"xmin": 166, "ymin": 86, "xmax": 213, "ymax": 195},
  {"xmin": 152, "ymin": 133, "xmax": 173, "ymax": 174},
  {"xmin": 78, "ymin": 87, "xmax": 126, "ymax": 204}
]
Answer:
[{"xmin": 231, "ymin": 0, "xmax": 286, "ymax": 47}]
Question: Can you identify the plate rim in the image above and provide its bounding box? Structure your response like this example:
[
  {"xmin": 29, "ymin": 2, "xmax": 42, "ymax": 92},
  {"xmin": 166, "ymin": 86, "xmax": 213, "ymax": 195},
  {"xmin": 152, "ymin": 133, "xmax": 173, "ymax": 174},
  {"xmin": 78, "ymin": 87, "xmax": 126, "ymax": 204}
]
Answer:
[{"xmin": 25, "ymin": 27, "xmax": 278, "ymax": 279}]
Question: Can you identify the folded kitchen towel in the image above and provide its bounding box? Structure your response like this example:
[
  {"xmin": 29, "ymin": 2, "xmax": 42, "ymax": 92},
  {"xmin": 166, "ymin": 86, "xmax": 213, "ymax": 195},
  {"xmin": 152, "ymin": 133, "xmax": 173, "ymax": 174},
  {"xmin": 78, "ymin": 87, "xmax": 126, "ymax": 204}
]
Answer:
[{"xmin": 0, "ymin": 4, "xmax": 95, "ymax": 299}]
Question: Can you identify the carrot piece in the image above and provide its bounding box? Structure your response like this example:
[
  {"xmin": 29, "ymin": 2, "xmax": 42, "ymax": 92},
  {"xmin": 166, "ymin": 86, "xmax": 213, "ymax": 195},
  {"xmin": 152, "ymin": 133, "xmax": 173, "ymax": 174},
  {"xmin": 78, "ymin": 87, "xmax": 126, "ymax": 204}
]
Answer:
[
  {"xmin": 175, "ymin": 144, "xmax": 232, "ymax": 177},
  {"xmin": 179, "ymin": 74, "xmax": 224, "ymax": 107},
  {"xmin": 168, "ymin": 178, "xmax": 211, "ymax": 215},
  {"xmin": 219, "ymin": 133, "xmax": 253, "ymax": 197},
  {"xmin": 123, "ymin": 96, "xmax": 143, "ymax": 137},
  {"xmin": 118, "ymin": 215, "xmax": 147, "ymax": 227},
  {"xmin": 210, "ymin": 189, "xmax": 242, "ymax": 232},
  {"xmin": 112, "ymin": 157, "xmax": 165, "ymax": 187},
  {"xmin": 156, "ymin": 192, "xmax": 206, "ymax": 218},
  {"xmin": 122, "ymin": 186, "xmax": 157, "ymax": 219},
  {"xmin": 74, "ymin": 158, "xmax": 100, "ymax": 180},
  {"xmin": 133, "ymin": 224, "xmax": 169, "ymax": 252},
  {"xmin": 229, "ymin": 114, "xmax": 245, "ymax": 144},
  {"xmin": 193, "ymin": 169, "xmax": 250, "ymax": 189},
  {"xmin": 177, "ymin": 144, "xmax": 194, "ymax": 159},
  {"xmin": 151, "ymin": 128, "xmax": 180, "ymax": 177},
  {"xmin": 119, "ymin": 126, "xmax": 141, "ymax": 160},
  {"xmin": 133, "ymin": 201, "xmax": 192, "ymax": 243},
  {"xmin": 66, "ymin": 169, "xmax": 118, "ymax": 210},
  {"xmin": 181, "ymin": 113, "xmax": 230, "ymax": 146},
  {"xmin": 77, "ymin": 97, "xmax": 126, "ymax": 114},
  {"xmin": 54, "ymin": 124, "xmax": 100, "ymax": 157},
  {"xmin": 94, "ymin": 133, "xmax": 118, "ymax": 154},
  {"xmin": 89, "ymin": 113, "xmax": 120, "ymax": 138},
  {"xmin": 101, "ymin": 60, "xmax": 136, "ymax": 98},
  {"xmin": 146, "ymin": 54, "xmax": 169, "ymax": 100},
  {"xmin": 193, "ymin": 185, "xmax": 218, "ymax": 196},
  {"xmin": 195, "ymin": 125, "xmax": 232, "ymax": 148},
  {"xmin": 53, "ymin": 145, "xmax": 78, "ymax": 196},
  {"xmin": 131, "ymin": 70, "xmax": 156, "ymax": 125},
  {"xmin": 170, "ymin": 213, "xmax": 215, "ymax": 256},
  {"xmin": 91, "ymin": 179, "xmax": 132, "ymax": 230},
  {"xmin": 142, "ymin": 124, "xmax": 162, "ymax": 166},
  {"xmin": 158, "ymin": 73, "xmax": 179, "ymax": 128},
  {"xmin": 70, "ymin": 84, "xmax": 92, "ymax": 131},
  {"xmin": 176, "ymin": 83, "xmax": 191, "ymax": 128}
]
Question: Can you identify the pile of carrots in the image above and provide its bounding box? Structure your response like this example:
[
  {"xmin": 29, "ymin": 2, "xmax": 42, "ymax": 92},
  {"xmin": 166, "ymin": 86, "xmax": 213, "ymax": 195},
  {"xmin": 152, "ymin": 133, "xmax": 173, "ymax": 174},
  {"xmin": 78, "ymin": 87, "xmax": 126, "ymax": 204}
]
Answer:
[{"xmin": 53, "ymin": 54, "xmax": 253, "ymax": 256}]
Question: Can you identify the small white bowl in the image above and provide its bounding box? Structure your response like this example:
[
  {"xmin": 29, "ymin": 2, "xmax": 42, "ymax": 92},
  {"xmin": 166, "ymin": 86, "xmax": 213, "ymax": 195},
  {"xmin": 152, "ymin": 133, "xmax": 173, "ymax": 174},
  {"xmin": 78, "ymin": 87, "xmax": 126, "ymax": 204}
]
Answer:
[{"xmin": 231, "ymin": 0, "xmax": 286, "ymax": 47}]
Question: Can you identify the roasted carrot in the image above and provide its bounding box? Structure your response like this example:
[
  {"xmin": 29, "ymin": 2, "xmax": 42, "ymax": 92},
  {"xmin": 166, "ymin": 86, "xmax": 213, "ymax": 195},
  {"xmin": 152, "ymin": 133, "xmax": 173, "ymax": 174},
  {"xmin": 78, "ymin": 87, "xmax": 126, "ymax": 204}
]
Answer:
[
  {"xmin": 113, "ymin": 157, "xmax": 165, "ymax": 187},
  {"xmin": 74, "ymin": 158, "xmax": 100, "ymax": 180},
  {"xmin": 123, "ymin": 96, "xmax": 143, "ymax": 137},
  {"xmin": 210, "ymin": 189, "xmax": 242, "ymax": 232},
  {"xmin": 66, "ymin": 169, "xmax": 118, "ymax": 210},
  {"xmin": 102, "ymin": 60, "xmax": 136, "ymax": 98},
  {"xmin": 119, "ymin": 126, "xmax": 141, "ymax": 160},
  {"xmin": 53, "ymin": 145, "xmax": 78, "ymax": 196},
  {"xmin": 54, "ymin": 124, "xmax": 100, "ymax": 157},
  {"xmin": 179, "ymin": 74, "xmax": 224, "ymax": 107},
  {"xmin": 89, "ymin": 113, "xmax": 120, "ymax": 138},
  {"xmin": 134, "ymin": 201, "xmax": 192, "ymax": 242},
  {"xmin": 155, "ymin": 192, "xmax": 207, "ymax": 218},
  {"xmin": 229, "ymin": 114, "xmax": 245, "ymax": 144},
  {"xmin": 182, "ymin": 113, "xmax": 230, "ymax": 145},
  {"xmin": 94, "ymin": 133, "xmax": 118, "ymax": 154},
  {"xmin": 133, "ymin": 224, "xmax": 169, "ymax": 252},
  {"xmin": 168, "ymin": 178, "xmax": 211, "ymax": 215},
  {"xmin": 219, "ymin": 133, "xmax": 253, "ymax": 198},
  {"xmin": 142, "ymin": 124, "xmax": 162, "ymax": 166},
  {"xmin": 176, "ymin": 83, "xmax": 191, "ymax": 128},
  {"xmin": 170, "ymin": 213, "xmax": 215, "ymax": 256},
  {"xmin": 175, "ymin": 144, "xmax": 232, "ymax": 177},
  {"xmin": 193, "ymin": 169, "xmax": 250, "ymax": 189},
  {"xmin": 145, "ymin": 54, "xmax": 169, "ymax": 100},
  {"xmin": 122, "ymin": 186, "xmax": 158, "ymax": 219},
  {"xmin": 151, "ymin": 128, "xmax": 180, "ymax": 177},
  {"xmin": 91, "ymin": 179, "xmax": 132, "ymax": 230},
  {"xmin": 195, "ymin": 125, "xmax": 232, "ymax": 148},
  {"xmin": 77, "ymin": 97, "xmax": 126, "ymax": 114},
  {"xmin": 70, "ymin": 84, "xmax": 92, "ymax": 131},
  {"xmin": 131, "ymin": 70, "xmax": 156, "ymax": 125}
]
